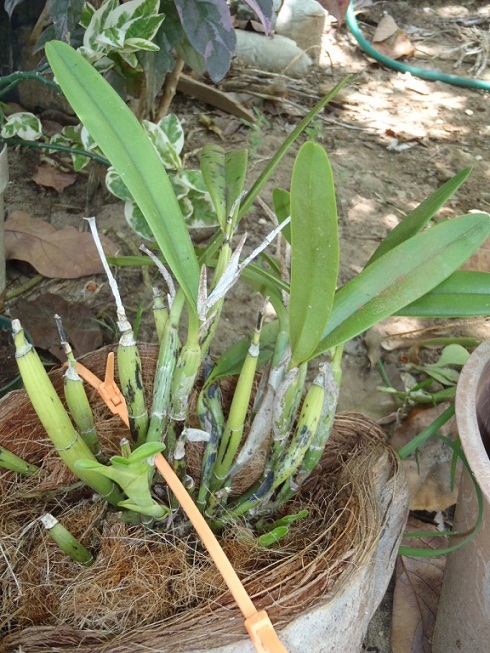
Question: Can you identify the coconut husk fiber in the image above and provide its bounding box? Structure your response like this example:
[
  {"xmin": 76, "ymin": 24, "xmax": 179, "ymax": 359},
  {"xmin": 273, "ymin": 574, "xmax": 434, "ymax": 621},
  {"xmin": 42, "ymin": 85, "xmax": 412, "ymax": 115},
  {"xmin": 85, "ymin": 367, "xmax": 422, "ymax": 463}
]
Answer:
[{"xmin": 0, "ymin": 344, "xmax": 408, "ymax": 653}]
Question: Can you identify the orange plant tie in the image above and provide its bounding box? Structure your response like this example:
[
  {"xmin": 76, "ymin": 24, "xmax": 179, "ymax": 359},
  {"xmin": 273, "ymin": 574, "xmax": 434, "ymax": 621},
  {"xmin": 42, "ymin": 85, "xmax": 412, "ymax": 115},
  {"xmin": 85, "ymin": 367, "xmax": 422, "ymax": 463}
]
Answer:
[{"xmin": 74, "ymin": 355, "xmax": 289, "ymax": 653}]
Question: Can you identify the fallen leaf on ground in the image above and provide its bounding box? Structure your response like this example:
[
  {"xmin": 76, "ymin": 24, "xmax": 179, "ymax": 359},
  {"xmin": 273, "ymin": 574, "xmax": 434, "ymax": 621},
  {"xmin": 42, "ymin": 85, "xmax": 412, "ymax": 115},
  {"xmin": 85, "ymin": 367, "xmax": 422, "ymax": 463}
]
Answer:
[
  {"xmin": 392, "ymin": 517, "xmax": 447, "ymax": 653},
  {"xmin": 13, "ymin": 293, "xmax": 103, "ymax": 360},
  {"xmin": 372, "ymin": 14, "xmax": 415, "ymax": 59},
  {"xmin": 32, "ymin": 164, "xmax": 76, "ymax": 193},
  {"xmin": 5, "ymin": 211, "xmax": 118, "ymax": 279},
  {"xmin": 318, "ymin": 0, "xmax": 351, "ymax": 25},
  {"xmin": 390, "ymin": 403, "xmax": 460, "ymax": 511}
]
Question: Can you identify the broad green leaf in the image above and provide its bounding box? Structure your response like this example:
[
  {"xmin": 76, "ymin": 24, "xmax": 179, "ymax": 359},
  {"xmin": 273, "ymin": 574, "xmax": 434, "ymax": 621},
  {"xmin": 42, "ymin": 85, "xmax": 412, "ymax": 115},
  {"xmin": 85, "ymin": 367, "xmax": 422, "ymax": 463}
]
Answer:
[
  {"xmin": 314, "ymin": 213, "xmax": 490, "ymax": 355},
  {"xmin": 397, "ymin": 271, "xmax": 490, "ymax": 317},
  {"xmin": 46, "ymin": 41, "xmax": 200, "ymax": 310},
  {"xmin": 200, "ymin": 145, "xmax": 248, "ymax": 231},
  {"xmin": 272, "ymin": 188, "xmax": 291, "ymax": 243},
  {"xmin": 367, "ymin": 167, "xmax": 472, "ymax": 266},
  {"xmin": 289, "ymin": 142, "xmax": 339, "ymax": 367}
]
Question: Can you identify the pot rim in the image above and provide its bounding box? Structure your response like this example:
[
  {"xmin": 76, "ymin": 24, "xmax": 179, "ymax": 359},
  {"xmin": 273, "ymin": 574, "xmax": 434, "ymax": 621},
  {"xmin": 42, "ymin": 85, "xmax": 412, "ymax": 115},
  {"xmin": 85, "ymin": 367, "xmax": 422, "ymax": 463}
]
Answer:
[{"xmin": 456, "ymin": 339, "xmax": 490, "ymax": 503}]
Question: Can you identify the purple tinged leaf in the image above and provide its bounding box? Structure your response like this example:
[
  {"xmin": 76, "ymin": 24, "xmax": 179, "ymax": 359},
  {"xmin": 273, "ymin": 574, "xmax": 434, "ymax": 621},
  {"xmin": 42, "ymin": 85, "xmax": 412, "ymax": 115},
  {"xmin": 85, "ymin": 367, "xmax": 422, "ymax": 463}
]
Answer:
[
  {"xmin": 173, "ymin": 0, "xmax": 236, "ymax": 82},
  {"xmin": 241, "ymin": 0, "xmax": 273, "ymax": 35}
]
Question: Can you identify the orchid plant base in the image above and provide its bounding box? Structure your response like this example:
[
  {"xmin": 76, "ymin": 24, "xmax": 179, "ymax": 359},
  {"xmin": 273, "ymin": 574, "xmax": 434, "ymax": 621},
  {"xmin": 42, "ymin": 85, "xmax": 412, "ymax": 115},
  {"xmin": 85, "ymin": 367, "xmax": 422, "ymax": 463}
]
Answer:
[{"xmin": 0, "ymin": 344, "xmax": 409, "ymax": 653}]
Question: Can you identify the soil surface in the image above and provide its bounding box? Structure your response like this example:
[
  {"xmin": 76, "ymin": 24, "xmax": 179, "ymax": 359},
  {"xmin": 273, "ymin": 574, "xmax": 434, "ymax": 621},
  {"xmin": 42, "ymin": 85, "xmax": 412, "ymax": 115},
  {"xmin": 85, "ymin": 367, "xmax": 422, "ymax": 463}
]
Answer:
[{"xmin": 1, "ymin": 1, "xmax": 490, "ymax": 651}]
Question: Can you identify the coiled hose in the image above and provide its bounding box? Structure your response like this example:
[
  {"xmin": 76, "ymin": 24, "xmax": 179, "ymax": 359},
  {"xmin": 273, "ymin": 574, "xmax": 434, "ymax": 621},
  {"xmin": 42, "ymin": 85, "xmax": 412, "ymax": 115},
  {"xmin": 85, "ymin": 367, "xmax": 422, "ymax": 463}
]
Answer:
[{"xmin": 345, "ymin": 3, "xmax": 490, "ymax": 92}]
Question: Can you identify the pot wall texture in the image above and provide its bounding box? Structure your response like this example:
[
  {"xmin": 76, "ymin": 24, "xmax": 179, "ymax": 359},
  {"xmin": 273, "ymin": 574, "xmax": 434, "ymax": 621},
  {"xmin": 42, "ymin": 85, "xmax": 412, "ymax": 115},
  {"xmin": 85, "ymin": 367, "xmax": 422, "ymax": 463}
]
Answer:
[
  {"xmin": 433, "ymin": 339, "xmax": 490, "ymax": 652},
  {"xmin": 187, "ymin": 452, "xmax": 408, "ymax": 653}
]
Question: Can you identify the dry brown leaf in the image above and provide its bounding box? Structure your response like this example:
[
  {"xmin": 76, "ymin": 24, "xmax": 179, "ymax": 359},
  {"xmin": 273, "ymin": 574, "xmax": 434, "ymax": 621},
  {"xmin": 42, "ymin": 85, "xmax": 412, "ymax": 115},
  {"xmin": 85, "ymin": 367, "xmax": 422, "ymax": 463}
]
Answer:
[
  {"xmin": 32, "ymin": 164, "xmax": 76, "ymax": 193},
  {"xmin": 372, "ymin": 14, "xmax": 415, "ymax": 60},
  {"xmin": 373, "ymin": 14, "xmax": 398, "ymax": 42},
  {"xmin": 390, "ymin": 404, "xmax": 460, "ymax": 511},
  {"xmin": 5, "ymin": 211, "xmax": 118, "ymax": 279},
  {"xmin": 392, "ymin": 517, "xmax": 447, "ymax": 653},
  {"xmin": 13, "ymin": 293, "xmax": 103, "ymax": 360},
  {"xmin": 318, "ymin": 0, "xmax": 351, "ymax": 25}
]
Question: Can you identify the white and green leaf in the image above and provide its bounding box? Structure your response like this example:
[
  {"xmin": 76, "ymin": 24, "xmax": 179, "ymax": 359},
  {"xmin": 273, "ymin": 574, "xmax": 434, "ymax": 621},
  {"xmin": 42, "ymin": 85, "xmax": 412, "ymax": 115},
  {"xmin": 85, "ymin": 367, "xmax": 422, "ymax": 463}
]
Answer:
[{"xmin": 1, "ymin": 112, "xmax": 42, "ymax": 140}]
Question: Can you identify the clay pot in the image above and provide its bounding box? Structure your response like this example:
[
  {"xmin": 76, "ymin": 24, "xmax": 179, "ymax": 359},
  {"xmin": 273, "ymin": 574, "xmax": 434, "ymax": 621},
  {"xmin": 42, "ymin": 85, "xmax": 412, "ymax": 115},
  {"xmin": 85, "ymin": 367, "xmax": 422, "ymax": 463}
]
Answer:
[
  {"xmin": 433, "ymin": 339, "xmax": 490, "ymax": 652},
  {"xmin": 0, "ymin": 345, "xmax": 409, "ymax": 653}
]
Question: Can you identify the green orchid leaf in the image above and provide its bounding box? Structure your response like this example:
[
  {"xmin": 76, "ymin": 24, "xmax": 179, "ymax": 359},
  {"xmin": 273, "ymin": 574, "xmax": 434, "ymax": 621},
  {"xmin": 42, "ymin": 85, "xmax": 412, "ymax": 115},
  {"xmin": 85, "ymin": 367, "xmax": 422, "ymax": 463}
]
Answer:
[
  {"xmin": 200, "ymin": 144, "xmax": 248, "ymax": 231},
  {"xmin": 289, "ymin": 142, "xmax": 339, "ymax": 367},
  {"xmin": 397, "ymin": 271, "xmax": 490, "ymax": 317},
  {"xmin": 424, "ymin": 367, "xmax": 461, "ymax": 385},
  {"xmin": 367, "ymin": 167, "xmax": 472, "ymax": 266},
  {"xmin": 45, "ymin": 40, "xmax": 200, "ymax": 311},
  {"xmin": 266, "ymin": 509, "xmax": 309, "ymax": 530},
  {"xmin": 258, "ymin": 526, "xmax": 289, "ymax": 547},
  {"xmin": 315, "ymin": 213, "xmax": 490, "ymax": 355},
  {"xmin": 272, "ymin": 188, "xmax": 291, "ymax": 243}
]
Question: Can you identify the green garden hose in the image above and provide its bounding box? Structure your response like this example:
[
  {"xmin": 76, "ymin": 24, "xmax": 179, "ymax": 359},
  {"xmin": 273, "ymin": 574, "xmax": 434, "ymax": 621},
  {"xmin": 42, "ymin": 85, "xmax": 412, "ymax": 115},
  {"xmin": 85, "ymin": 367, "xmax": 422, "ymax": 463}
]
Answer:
[{"xmin": 345, "ymin": 3, "xmax": 490, "ymax": 92}]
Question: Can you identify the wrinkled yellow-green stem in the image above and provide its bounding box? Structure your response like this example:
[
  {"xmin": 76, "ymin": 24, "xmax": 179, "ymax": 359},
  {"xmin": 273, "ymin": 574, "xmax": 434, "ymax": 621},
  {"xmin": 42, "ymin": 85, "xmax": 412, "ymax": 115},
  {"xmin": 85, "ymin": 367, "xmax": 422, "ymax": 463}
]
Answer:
[
  {"xmin": 209, "ymin": 309, "xmax": 264, "ymax": 492},
  {"xmin": 117, "ymin": 319, "xmax": 148, "ymax": 448},
  {"xmin": 146, "ymin": 291, "xmax": 184, "ymax": 444},
  {"xmin": 229, "ymin": 368, "xmax": 326, "ymax": 519},
  {"xmin": 12, "ymin": 319, "xmax": 124, "ymax": 506},
  {"xmin": 0, "ymin": 446, "xmax": 38, "ymax": 476},
  {"xmin": 275, "ymin": 363, "xmax": 339, "ymax": 505},
  {"xmin": 272, "ymin": 368, "xmax": 326, "ymax": 488},
  {"xmin": 152, "ymin": 287, "xmax": 168, "ymax": 343},
  {"xmin": 39, "ymin": 513, "xmax": 94, "ymax": 566},
  {"xmin": 170, "ymin": 334, "xmax": 201, "ymax": 421},
  {"xmin": 63, "ymin": 347, "xmax": 102, "ymax": 461},
  {"xmin": 196, "ymin": 368, "xmax": 225, "ymax": 513}
]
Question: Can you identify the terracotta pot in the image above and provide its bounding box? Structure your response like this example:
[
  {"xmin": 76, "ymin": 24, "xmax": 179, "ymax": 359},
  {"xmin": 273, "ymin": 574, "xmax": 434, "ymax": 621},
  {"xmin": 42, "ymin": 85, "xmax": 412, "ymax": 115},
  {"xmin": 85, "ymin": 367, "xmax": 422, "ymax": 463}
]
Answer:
[
  {"xmin": 433, "ymin": 339, "xmax": 490, "ymax": 652},
  {"xmin": 0, "ymin": 345, "xmax": 409, "ymax": 653}
]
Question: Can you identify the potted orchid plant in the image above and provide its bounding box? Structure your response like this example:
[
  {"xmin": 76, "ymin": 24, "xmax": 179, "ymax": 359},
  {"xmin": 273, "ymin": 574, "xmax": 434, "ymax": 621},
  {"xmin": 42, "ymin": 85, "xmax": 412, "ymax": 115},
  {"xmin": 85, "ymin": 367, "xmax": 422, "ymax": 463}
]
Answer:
[{"xmin": 2, "ymin": 39, "xmax": 490, "ymax": 653}]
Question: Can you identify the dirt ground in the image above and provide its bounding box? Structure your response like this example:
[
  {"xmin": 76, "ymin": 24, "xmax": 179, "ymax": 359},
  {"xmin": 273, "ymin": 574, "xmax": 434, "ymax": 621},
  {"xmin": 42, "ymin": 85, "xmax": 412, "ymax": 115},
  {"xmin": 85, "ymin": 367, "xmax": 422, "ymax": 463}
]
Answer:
[{"xmin": 2, "ymin": 1, "xmax": 490, "ymax": 651}]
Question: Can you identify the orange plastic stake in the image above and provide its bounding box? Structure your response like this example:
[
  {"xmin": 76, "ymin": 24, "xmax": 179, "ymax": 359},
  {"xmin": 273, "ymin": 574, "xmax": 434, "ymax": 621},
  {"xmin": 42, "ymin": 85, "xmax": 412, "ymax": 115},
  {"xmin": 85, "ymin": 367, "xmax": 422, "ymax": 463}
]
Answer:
[
  {"xmin": 77, "ymin": 354, "xmax": 288, "ymax": 653},
  {"xmin": 75, "ymin": 353, "xmax": 129, "ymax": 426}
]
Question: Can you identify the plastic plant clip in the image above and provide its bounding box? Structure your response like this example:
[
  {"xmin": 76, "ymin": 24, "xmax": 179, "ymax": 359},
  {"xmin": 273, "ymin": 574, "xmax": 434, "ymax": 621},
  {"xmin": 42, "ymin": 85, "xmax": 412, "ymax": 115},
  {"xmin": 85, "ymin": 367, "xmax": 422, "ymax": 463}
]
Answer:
[
  {"xmin": 76, "ymin": 353, "xmax": 288, "ymax": 653},
  {"xmin": 75, "ymin": 352, "xmax": 128, "ymax": 424}
]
